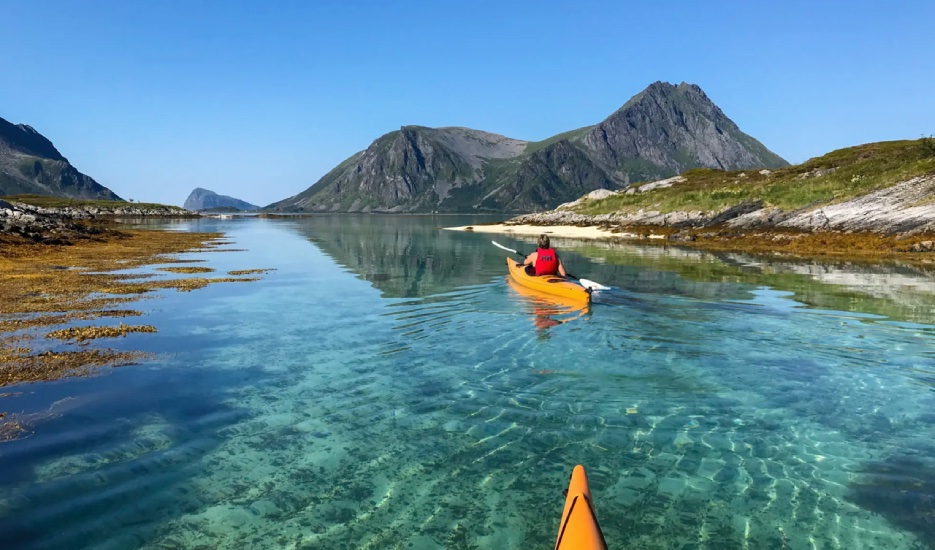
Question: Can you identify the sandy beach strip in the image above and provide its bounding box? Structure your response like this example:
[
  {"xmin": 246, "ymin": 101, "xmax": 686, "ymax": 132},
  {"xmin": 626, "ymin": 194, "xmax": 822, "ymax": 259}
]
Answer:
[{"xmin": 443, "ymin": 223, "xmax": 652, "ymax": 240}]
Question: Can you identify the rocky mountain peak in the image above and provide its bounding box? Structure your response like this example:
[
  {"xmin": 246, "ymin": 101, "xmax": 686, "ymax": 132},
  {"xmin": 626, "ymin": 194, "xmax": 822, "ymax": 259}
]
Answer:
[
  {"xmin": 0, "ymin": 115, "xmax": 120, "ymax": 200},
  {"xmin": 266, "ymin": 81, "xmax": 788, "ymax": 213},
  {"xmin": 0, "ymin": 117, "xmax": 66, "ymax": 161},
  {"xmin": 581, "ymin": 81, "xmax": 786, "ymax": 178},
  {"xmin": 617, "ymin": 81, "xmax": 716, "ymax": 117}
]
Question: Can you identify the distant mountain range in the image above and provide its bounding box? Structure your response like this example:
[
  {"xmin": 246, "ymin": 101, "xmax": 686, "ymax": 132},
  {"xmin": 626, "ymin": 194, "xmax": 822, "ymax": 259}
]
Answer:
[
  {"xmin": 2, "ymin": 81, "xmax": 789, "ymax": 213},
  {"xmin": 183, "ymin": 188, "xmax": 259, "ymax": 211},
  {"xmin": 0, "ymin": 116, "xmax": 122, "ymax": 200},
  {"xmin": 266, "ymin": 81, "xmax": 788, "ymax": 213}
]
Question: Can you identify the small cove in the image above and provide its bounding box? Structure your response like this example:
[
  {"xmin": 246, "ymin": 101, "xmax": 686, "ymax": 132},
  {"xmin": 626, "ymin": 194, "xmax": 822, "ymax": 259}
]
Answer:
[{"xmin": 1, "ymin": 214, "xmax": 934, "ymax": 549}]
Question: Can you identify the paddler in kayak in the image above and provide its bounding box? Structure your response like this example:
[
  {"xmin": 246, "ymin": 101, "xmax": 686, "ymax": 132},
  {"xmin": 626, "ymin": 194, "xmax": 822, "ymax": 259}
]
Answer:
[{"xmin": 520, "ymin": 234, "xmax": 567, "ymax": 277}]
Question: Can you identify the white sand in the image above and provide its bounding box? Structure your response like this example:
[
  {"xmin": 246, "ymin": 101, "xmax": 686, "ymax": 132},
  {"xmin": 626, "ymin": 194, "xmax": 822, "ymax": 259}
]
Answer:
[{"xmin": 443, "ymin": 223, "xmax": 658, "ymax": 240}]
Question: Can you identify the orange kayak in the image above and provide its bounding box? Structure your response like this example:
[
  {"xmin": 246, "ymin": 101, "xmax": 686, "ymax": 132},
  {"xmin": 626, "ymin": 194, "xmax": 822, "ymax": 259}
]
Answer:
[
  {"xmin": 506, "ymin": 277, "xmax": 590, "ymax": 313},
  {"xmin": 555, "ymin": 465, "xmax": 607, "ymax": 550},
  {"xmin": 506, "ymin": 257, "xmax": 591, "ymax": 303}
]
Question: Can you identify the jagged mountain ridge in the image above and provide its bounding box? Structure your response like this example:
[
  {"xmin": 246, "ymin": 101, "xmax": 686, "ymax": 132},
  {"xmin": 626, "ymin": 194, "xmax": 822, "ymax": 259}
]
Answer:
[
  {"xmin": 0, "ymin": 116, "xmax": 122, "ymax": 200},
  {"xmin": 579, "ymin": 82, "xmax": 787, "ymax": 178},
  {"xmin": 268, "ymin": 126, "xmax": 530, "ymax": 212},
  {"xmin": 266, "ymin": 81, "xmax": 789, "ymax": 213},
  {"xmin": 183, "ymin": 188, "xmax": 259, "ymax": 211}
]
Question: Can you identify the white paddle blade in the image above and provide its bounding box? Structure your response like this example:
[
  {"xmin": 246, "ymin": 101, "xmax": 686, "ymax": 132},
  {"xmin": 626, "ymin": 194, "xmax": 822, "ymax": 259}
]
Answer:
[
  {"xmin": 579, "ymin": 279, "xmax": 610, "ymax": 291},
  {"xmin": 491, "ymin": 240, "xmax": 519, "ymax": 255}
]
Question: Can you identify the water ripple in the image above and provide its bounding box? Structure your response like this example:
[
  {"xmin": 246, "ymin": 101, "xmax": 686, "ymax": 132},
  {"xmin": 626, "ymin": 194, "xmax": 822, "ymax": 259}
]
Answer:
[{"xmin": 4, "ymin": 219, "xmax": 935, "ymax": 549}]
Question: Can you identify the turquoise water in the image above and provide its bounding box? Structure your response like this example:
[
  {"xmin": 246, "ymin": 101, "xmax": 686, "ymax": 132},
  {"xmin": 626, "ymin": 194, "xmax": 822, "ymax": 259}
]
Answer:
[{"xmin": 2, "ymin": 215, "xmax": 935, "ymax": 549}]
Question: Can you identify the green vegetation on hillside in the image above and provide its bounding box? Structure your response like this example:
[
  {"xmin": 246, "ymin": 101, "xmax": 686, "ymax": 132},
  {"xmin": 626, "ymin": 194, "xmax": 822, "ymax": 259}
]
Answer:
[
  {"xmin": 574, "ymin": 139, "xmax": 935, "ymax": 215},
  {"xmin": 523, "ymin": 126, "xmax": 592, "ymax": 155},
  {"xmin": 1, "ymin": 194, "xmax": 184, "ymax": 211}
]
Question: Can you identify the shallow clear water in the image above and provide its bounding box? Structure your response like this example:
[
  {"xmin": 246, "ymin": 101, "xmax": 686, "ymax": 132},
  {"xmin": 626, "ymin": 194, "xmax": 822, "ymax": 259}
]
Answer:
[{"xmin": 2, "ymin": 215, "xmax": 935, "ymax": 549}]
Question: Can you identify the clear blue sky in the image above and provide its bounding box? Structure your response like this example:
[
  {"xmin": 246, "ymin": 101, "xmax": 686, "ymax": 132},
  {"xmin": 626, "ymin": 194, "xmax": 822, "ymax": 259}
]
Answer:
[{"xmin": 2, "ymin": 0, "xmax": 933, "ymax": 206}]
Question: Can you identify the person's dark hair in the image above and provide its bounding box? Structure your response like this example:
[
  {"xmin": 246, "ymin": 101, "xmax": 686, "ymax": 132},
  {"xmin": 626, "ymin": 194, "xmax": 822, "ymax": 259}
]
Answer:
[{"xmin": 538, "ymin": 234, "xmax": 551, "ymax": 249}]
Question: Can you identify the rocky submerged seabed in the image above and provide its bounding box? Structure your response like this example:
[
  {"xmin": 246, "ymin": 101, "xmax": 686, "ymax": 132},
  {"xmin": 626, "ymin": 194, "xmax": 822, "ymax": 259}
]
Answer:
[
  {"xmin": 11, "ymin": 284, "xmax": 930, "ymax": 549},
  {"xmin": 509, "ymin": 174, "xmax": 935, "ymax": 249},
  {"xmin": 3, "ymin": 214, "xmax": 935, "ymax": 547},
  {"xmin": 0, "ymin": 198, "xmax": 196, "ymax": 243}
]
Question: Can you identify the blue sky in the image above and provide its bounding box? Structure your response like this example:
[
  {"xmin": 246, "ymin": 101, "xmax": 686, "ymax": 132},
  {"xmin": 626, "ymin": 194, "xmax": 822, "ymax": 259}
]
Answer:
[{"xmin": 2, "ymin": 0, "xmax": 933, "ymax": 206}]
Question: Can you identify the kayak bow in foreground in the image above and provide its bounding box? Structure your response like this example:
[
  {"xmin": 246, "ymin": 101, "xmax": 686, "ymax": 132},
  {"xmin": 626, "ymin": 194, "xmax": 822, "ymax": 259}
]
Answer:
[{"xmin": 555, "ymin": 465, "xmax": 608, "ymax": 550}]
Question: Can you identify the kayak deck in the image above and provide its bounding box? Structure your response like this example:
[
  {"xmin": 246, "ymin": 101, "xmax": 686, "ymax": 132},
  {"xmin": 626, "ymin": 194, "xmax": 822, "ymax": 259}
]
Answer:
[
  {"xmin": 506, "ymin": 277, "xmax": 591, "ymax": 314},
  {"xmin": 555, "ymin": 465, "xmax": 607, "ymax": 550},
  {"xmin": 506, "ymin": 257, "xmax": 591, "ymax": 303}
]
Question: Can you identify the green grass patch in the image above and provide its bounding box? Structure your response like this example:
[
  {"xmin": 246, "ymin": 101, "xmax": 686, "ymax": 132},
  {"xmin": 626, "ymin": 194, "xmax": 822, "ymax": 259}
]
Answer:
[
  {"xmin": 574, "ymin": 139, "xmax": 935, "ymax": 215},
  {"xmin": 524, "ymin": 126, "xmax": 593, "ymax": 155},
  {"xmin": 1, "ymin": 194, "xmax": 185, "ymax": 211}
]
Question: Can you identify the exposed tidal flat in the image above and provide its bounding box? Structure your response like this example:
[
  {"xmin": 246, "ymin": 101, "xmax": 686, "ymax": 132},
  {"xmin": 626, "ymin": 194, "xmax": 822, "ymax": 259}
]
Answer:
[
  {"xmin": 0, "ymin": 218, "xmax": 274, "ymax": 441},
  {"xmin": 1, "ymin": 214, "xmax": 935, "ymax": 549}
]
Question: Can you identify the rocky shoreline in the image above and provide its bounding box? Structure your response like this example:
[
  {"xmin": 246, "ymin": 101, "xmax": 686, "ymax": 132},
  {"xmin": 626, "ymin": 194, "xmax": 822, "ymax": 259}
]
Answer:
[
  {"xmin": 510, "ymin": 174, "xmax": 935, "ymax": 236},
  {"xmin": 0, "ymin": 198, "xmax": 196, "ymax": 243},
  {"xmin": 0, "ymin": 210, "xmax": 271, "ymax": 397},
  {"xmin": 505, "ymin": 174, "xmax": 935, "ymax": 246},
  {"xmin": 445, "ymin": 172, "xmax": 935, "ymax": 259}
]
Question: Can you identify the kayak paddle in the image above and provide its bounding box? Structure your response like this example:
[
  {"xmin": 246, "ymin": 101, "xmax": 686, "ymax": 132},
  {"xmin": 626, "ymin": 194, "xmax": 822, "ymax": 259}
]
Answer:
[{"xmin": 491, "ymin": 240, "xmax": 610, "ymax": 291}]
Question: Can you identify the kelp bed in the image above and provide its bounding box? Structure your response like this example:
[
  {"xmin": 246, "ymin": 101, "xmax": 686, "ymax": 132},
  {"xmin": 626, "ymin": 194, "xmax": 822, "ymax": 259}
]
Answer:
[
  {"xmin": 600, "ymin": 224, "xmax": 935, "ymax": 263},
  {"xmin": 0, "ymin": 228, "xmax": 273, "ymax": 439}
]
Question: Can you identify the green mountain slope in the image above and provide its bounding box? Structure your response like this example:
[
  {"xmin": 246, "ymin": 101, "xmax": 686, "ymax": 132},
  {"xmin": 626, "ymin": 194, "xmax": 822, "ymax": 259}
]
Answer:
[{"xmin": 572, "ymin": 139, "xmax": 935, "ymax": 215}]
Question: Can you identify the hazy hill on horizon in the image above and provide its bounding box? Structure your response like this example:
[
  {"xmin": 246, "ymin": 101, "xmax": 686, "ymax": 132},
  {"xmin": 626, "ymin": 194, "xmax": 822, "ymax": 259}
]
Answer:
[{"xmin": 183, "ymin": 188, "xmax": 259, "ymax": 211}]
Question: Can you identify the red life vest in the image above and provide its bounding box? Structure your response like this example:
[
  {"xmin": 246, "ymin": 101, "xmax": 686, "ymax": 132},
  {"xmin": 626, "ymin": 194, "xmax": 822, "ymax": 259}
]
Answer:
[{"xmin": 534, "ymin": 247, "xmax": 559, "ymax": 275}]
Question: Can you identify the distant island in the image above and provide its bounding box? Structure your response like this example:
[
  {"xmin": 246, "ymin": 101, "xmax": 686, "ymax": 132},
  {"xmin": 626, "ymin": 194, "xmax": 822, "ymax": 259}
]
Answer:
[{"xmin": 183, "ymin": 188, "xmax": 259, "ymax": 212}]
